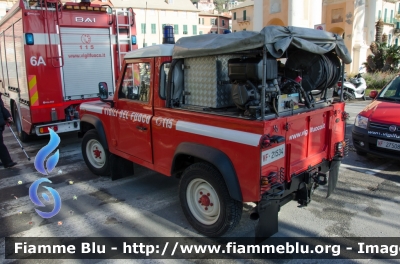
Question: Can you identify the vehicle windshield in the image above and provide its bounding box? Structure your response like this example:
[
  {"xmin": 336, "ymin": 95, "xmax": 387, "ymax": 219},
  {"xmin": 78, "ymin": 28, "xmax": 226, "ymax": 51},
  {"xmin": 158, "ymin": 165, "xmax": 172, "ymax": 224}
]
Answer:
[{"xmin": 377, "ymin": 76, "xmax": 400, "ymax": 101}]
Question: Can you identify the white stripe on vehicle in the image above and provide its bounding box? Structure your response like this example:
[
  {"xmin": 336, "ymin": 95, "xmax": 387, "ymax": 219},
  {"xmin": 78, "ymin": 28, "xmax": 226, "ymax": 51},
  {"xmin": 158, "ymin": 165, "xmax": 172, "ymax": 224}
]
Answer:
[
  {"xmin": 175, "ymin": 121, "xmax": 261, "ymax": 147},
  {"xmin": 80, "ymin": 103, "xmax": 103, "ymax": 114}
]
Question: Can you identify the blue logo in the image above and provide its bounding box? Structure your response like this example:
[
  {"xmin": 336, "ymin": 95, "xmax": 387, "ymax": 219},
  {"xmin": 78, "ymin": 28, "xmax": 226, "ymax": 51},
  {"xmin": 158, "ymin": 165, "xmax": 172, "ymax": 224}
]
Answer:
[
  {"xmin": 34, "ymin": 129, "xmax": 60, "ymax": 175},
  {"xmin": 30, "ymin": 129, "xmax": 62, "ymax": 218},
  {"xmin": 29, "ymin": 178, "xmax": 62, "ymax": 218}
]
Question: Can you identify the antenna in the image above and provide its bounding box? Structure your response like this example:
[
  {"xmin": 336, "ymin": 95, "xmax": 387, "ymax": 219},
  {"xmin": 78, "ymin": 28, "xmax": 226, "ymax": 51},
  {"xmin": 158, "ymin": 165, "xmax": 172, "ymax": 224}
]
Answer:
[{"xmin": 144, "ymin": 1, "xmax": 147, "ymax": 47}]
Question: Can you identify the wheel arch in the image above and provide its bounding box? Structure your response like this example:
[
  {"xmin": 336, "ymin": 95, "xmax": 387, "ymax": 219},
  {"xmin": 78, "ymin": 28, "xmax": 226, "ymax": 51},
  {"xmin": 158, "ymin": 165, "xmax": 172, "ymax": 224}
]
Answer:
[
  {"xmin": 80, "ymin": 114, "xmax": 109, "ymax": 150},
  {"xmin": 172, "ymin": 142, "xmax": 243, "ymax": 202}
]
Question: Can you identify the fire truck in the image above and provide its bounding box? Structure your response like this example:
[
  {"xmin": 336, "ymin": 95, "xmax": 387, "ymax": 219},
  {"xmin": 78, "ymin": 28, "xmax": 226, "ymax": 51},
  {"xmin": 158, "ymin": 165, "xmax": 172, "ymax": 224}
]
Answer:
[
  {"xmin": 0, "ymin": 0, "xmax": 137, "ymax": 142},
  {"xmin": 79, "ymin": 26, "xmax": 350, "ymax": 240}
]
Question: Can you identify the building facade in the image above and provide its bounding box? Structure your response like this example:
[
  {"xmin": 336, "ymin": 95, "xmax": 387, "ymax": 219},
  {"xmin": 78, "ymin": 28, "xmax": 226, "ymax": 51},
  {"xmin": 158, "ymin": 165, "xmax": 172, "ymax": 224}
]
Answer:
[
  {"xmin": 198, "ymin": 12, "xmax": 231, "ymax": 34},
  {"xmin": 193, "ymin": 0, "xmax": 215, "ymax": 12},
  {"xmin": 230, "ymin": 0, "xmax": 254, "ymax": 32},
  {"xmin": 111, "ymin": 0, "xmax": 199, "ymax": 48},
  {"xmin": 253, "ymin": 0, "xmax": 400, "ymax": 73}
]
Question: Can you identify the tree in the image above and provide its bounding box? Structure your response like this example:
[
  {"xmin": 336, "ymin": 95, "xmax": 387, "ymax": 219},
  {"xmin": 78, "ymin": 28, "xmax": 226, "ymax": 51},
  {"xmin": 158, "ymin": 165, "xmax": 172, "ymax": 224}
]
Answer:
[
  {"xmin": 214, "ymin": 0, "xmax": 226, "ymax": 13},
  {"xmin": 364, "ymin": 42, "xmax": 400, "ymax": 73}
]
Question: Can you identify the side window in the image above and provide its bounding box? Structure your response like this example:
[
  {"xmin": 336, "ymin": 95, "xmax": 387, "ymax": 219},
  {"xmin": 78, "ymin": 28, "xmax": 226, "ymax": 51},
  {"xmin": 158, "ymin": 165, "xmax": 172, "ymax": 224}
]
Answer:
[
  {"xmin": 159, "ymin": 62, "xmax": 170, "ymax": 99},
  {"xmin": 119, "ymin": 62, "xmax": 151, "ymax": 102}
]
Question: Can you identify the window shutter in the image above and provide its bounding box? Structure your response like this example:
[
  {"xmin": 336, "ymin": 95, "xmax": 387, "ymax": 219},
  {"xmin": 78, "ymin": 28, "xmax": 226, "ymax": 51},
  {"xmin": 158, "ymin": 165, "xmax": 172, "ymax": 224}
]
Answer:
[
  {"xmin": 193, "ymin": 25, "xmax": 197, "ymax": 35},
  {"xmin": 234, "ymin": 12, "xmax": 236, "ymax": 20},
  {"xmin": 390, "ymin": 10, "xmax": 394, "ymax": 23},
  {"xmin": 174, "ymin": 24, "xmax": 179, "ymax": 34},
  {"xmin": 243, "ymin": 10, "xmax": 246, "ymax": 20},
  {"xmin": 384, "ymin": 8, "xmax": 387, "ymax": 22}
]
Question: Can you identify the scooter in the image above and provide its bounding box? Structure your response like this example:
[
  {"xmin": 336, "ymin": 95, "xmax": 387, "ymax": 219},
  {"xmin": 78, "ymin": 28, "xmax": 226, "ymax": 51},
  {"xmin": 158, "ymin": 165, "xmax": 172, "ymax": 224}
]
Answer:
[{"xmin": 337, "ymin": 73, "xmax": 367, "ymax": 101}]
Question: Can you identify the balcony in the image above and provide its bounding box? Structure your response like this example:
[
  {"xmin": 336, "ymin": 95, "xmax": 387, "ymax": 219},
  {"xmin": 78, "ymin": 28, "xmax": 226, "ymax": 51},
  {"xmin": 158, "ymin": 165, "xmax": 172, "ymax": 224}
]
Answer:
[
  {"xmin": 395, "ymin": 28, "xmax": 400, "ymax": 34},
  {"xmin": 237, "ymin": 17, "xmax": 251, "ymax": 23}
]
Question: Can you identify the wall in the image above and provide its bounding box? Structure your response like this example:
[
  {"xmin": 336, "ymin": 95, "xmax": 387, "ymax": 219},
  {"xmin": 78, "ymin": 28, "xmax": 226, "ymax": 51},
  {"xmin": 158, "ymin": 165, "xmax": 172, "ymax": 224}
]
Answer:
[
  {"xmin": 134, "ymin": 9, "xmax": 198, "ymax": 47},
  {"xmin": 231, "ymin": 3, "xmax": 254, "ymax": 31}
]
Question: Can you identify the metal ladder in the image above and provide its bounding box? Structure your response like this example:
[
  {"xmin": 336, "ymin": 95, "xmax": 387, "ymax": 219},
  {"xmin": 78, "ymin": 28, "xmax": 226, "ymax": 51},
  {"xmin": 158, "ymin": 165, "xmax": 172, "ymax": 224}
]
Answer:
[
  {"xmin": 115, "ymin": 8, "xmax": 134, "ymax": 70},
  {"xmin": 42, "ymin": 0, "xmax": 64, "ymax": 68}
]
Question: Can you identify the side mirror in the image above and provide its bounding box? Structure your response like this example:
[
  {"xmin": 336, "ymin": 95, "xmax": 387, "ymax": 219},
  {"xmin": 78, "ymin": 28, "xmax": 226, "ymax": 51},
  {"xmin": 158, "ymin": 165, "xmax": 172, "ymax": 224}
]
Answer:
[
  {"xmin": 99, "ymin": 82, "xmax": 108, "ymax": 99},
  {"xmin": 369, "ymin": 90, "xmax": 378, "ymax": 99}
]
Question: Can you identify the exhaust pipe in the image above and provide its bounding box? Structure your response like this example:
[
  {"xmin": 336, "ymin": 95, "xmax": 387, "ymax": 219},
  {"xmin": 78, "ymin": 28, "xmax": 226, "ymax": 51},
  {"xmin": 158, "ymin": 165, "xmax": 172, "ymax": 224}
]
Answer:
[{"xmin": 249, "ymin": 206, "xmax": 259, "ymax": 220}]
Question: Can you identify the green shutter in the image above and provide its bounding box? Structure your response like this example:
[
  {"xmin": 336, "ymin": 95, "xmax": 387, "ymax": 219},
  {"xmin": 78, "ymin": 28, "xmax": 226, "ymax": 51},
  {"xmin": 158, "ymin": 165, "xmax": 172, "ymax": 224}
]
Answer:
[
  {"xmin": 398, "ymin": 3, "xmax": 400, "ymax": 14},
  {"xmin": 243, "ymin": 10, "xmax": 246, "ymax": 20},
  {"xmin": 378, "ymin": 10, "xmax": 381, "ymax": 19},
  {"xmin": 390, "ymin": 10, "xmax": 394, "ymax": 23},
  {"xmin": 234, "ymin": 12, "xmax": 236, "ymax": 20},
  {"xmin": 162, "ymin": 24, "xmax": 166, "ymax": 31},
  {"xmin": 174, "ymin": 24, "xmax": 179, "ymax": 34},
  {"xmin": 183, "ymin": 25, "xmax": 188, "ymax": 34},
  {"xmin": 151, "ymin": 24, "xmax": 156, "ymax": 34},
  {"xmin": 198, "ymin": 18, "xmax": 200, "ymax": 24},
  {"xmin": 395, "ymin": 38, "xmax": 398, "ymax": 46},
  {"xmin": 389, "ymin": 34, "xmax": 392, "ymax": 45},
  {"xmin": 192, "ymin": 25, "xmax": 197, "ymax": 35},
  {"xmin": 384, "ymin": 8, "xmax": 387, "ymax": 22},
  {"xmin": 202, "ymin": 18, "xmax": 204, "ymax": 24},
  {"xmin": 397, "ymin": 22, "xmax": 400, "ymax": 29},
  {"xmin": 141, "ymin": 23, "xmax": 146, "ymax": 34}
]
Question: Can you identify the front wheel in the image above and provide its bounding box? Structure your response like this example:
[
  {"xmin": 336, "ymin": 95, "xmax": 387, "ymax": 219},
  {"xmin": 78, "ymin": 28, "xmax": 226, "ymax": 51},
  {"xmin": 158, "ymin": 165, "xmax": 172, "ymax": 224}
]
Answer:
[
  {"xmin": 179, "ymin": 163, "xmax": 242, "ymax": 237},
  {"xmin": 82, "ymin": 129, "xmax": 110, "ymax": 176}
]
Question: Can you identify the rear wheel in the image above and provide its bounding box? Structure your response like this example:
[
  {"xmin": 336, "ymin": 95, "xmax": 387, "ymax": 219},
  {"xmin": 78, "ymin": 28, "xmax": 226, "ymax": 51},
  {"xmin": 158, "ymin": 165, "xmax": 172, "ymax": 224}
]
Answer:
[
  {"xmin": 343, "ymin": 90, "xmax": 354, "ymax": 101},
  {"xmin": 13, "ymin": 104, "xmax": 29, "ymax": 142},
  {"xmin": 179, "ymin": 163, "xmax": 242, "ymax": 237},
  {"xmin": 82, "ymin": 129, "xmax": 110, "ymax": 176}
]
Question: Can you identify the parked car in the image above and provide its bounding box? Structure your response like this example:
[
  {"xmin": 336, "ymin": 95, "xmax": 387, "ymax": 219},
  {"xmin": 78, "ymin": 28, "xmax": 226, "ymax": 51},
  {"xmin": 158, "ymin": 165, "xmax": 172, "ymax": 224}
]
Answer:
[{"xmin": 352, "ymin": 75, "xmax": 400, "ymax": 159}]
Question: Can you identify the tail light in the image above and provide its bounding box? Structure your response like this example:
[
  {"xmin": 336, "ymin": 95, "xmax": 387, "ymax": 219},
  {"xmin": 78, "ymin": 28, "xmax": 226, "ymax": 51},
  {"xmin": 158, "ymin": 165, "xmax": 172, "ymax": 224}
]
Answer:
[
  {"xmin": 337, "ymin": 82, "xmax": 342, "ymax": 87},
  {"xmin": 39, "ymin": 126, "xmax": 58, "ymax": 134},
  {"xmin": 335, "ymin": 139, "xmax": 348, "ymax": 157},
  {"xmin": 260, "ymin": 170, "xmax": 284, "ymax": 196}
]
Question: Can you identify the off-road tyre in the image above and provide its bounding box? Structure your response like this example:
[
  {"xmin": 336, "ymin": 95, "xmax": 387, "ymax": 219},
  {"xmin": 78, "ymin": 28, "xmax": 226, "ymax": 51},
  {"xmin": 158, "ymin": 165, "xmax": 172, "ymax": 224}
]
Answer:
[
  {"xmin": 179, "ymin": 162, "xmax": 242, "ymax": 237},
  {"xmin": 13, "ymin": 104, "xmax": 29, "ymax": 142},
  {"xmin": 82, "ymin": 129, "xmax": 110, "ymax": 176}
]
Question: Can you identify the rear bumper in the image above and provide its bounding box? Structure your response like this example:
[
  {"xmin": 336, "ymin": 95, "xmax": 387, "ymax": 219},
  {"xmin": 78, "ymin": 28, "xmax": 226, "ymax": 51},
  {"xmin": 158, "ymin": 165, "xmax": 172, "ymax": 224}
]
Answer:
[
  {"xmin": 255, "ymin": 158, "xmax": 339, "ymax": 242},
  {"xmin": 352, "ymin": 127, "xmax": 400, "ymax": 160},
  {"xmin": 35, "ymin": 120, "xmax": 80, "ymax": 136}
]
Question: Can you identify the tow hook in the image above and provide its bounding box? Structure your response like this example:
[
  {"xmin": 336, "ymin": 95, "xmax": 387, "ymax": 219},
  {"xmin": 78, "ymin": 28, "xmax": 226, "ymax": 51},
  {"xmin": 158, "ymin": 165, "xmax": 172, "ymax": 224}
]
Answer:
[{"xmin": 313, "ymin": 172, "xmax": 327, "ymax": 186}]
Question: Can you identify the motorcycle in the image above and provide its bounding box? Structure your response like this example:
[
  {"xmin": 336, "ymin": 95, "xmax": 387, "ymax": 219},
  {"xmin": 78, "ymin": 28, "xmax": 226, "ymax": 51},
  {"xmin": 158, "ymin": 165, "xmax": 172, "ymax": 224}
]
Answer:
[{"xmin": 337, "ymin": 73, "xmax": 367, "ymax": 101}]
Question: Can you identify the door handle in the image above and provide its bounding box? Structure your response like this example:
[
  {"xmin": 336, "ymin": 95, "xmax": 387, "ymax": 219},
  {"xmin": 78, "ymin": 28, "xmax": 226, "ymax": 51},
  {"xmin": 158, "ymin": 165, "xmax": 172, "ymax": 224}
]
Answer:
[{"xmin": 136, "ymin": 126, "xmax": 147, "ymax": 131}]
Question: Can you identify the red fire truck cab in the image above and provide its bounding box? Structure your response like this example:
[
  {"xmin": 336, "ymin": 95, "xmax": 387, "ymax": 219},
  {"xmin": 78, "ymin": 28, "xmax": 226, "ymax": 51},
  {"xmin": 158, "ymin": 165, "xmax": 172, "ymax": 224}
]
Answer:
[
  {"xmin": 0, "ymin": 0, "xmax": 137, "ymax": 141},
  {"xmin": 80, "ymin": 26, "xmax": 351, "ymax": 240}
]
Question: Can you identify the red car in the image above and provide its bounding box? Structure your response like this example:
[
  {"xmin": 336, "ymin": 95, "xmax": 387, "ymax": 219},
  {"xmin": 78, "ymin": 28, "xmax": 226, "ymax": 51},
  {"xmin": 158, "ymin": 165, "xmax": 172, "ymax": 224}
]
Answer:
[{"xmin": 352, "ymin": 76, "xmax": 400, "ymax": 159}]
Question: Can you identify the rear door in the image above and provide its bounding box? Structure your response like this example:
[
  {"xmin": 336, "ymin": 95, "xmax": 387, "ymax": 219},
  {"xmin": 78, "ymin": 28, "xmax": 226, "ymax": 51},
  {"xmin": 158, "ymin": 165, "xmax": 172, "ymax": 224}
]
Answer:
[
  {"xmin": 285, "ymin": 107, "xmax": 332, "ymax": 177},
  {"xmin": 60, "ymin": 27, "xmax": 114, "ymax": 100}
]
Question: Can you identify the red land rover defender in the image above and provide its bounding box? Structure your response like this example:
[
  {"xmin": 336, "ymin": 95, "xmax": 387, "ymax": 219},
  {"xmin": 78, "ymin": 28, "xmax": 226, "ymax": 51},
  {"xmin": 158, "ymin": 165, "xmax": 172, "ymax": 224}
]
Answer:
[{"xmin": 79, "ymin": 26, "xmax": 351, "ymax": 241}]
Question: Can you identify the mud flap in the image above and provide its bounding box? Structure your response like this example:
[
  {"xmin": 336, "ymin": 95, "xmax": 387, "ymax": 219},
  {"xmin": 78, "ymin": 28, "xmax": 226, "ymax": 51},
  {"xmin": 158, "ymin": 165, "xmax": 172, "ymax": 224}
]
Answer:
[
  {"xmin": 255, "ymin": 198, "xmax": 280, "ymax": 244},
  {"xmin": 110, "ymin": 154, "xmax": 134, "ymax": 181},
  {"xmin": 326, "ymin": 159, "xmax": 341, "ymax": 198}
]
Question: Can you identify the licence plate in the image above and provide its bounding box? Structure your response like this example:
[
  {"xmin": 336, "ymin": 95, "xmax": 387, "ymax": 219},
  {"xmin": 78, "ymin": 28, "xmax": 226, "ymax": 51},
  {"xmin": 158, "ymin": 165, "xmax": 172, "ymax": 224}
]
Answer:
[{"xmin": 377, "ymin": 139, "xmax": 400, "ymax": 151}]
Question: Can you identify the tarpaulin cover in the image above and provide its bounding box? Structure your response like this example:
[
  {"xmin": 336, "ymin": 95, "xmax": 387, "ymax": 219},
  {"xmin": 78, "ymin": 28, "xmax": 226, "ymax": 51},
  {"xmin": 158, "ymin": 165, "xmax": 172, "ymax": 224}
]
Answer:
[{"xmin": 172, "ymin": 26, "xmax": 352, "ymax": 64}]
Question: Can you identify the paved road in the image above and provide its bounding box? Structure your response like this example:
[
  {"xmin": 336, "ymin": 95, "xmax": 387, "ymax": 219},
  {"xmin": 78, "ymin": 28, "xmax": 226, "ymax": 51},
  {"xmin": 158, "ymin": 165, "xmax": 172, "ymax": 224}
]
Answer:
[{"xmin": 0, "ymin": 100, "xmax": 399, "ymax": 263}]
